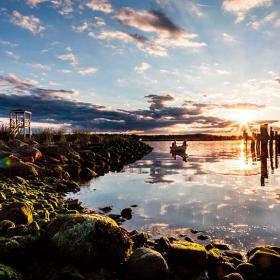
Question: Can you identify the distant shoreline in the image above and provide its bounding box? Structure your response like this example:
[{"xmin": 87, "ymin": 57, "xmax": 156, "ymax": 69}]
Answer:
[{"xmin": 139, "ymin": 134, "xmax": 243, "ymax": 141}]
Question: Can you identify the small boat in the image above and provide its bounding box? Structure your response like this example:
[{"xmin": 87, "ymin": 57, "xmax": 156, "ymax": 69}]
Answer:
[{"xmin": 170, "ymin": 144, "xmax": 187, "ymax": 154}]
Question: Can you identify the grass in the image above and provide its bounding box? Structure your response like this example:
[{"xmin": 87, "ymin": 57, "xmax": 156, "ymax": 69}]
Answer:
[
  {"xmin": 0, "ymin": 125, "xmax": 10, "ymax": 142},
  {"xmin": 0, "ymin": 124, "xmax": 138, "ymax": 145}
]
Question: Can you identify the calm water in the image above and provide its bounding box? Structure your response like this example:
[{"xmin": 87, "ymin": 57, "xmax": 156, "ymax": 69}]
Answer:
[{"xmin": 68, "ymin": 141, "xmax": 280, "ymax": 251}]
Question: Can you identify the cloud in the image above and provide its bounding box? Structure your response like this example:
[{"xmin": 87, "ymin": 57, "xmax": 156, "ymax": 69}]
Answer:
[
  {"xmin": 56, "ymin": 50, "xmax": 78, "ymax": 66},
  {"xmin": 248, "ymin": 11, "xmax": 278, "ymax": 29},
  {"xmin": 0, "ymin": 40, "xmax": 19, "ymax": 47},
  {"xmin": 86, "ymin": 0, "xmax": 113, "ymax": 14},
  {"xmin": 51, "ymin": 0, "xmax": 73, "ymax": 15},
  {"xmin": 135, "ymin": 62, "xmax": 151, "ymax": 74},
  {"xmin": 0, "ymin": 74, "xmax": 234, "ymax": 132},
  {"xmin": 145, "ymin": 94, "xmax": 174, "ymax": 110},
  {"xmin": 77, "ymin": 67, "xmax": 97, "ymax": 75},
  {"xmin": 31, "ymin": 63, "xmax": 51, "ymax": 71},
  {"xmin": 5, "ymin": 51, "xmax": 20, "ymax": 60},
  {"xmin": 73, "ymin": 22, "xmax": 90, "ymax": 32},
  {"xmin": 94, "ymin": 16, "xmax": 106, "ymax": 26},
  {"xmin": 26, "ymin": 0, "xmax": 73, "ymax": 15},
  {"xmin": 26, "ymin": 0, "xmax": 46, "ymax": 6},
  {"xmin": 114, "ymin": 8, "xmax": 206, "ymax": 50},
  {"xmin": 11, "ymin": 11, "xmax": 45, "ymax": 34},
  {"xmin": 223, "ymin": 0, "xmax": 273, "ymax": 23},
  {"xmin": 89, "ymin": 30, "xmax": 168, "ymax": 57},
  {"xmin": 0, "ymin": 73, "xmax": 77, "ymax": 100},
  {"xmin": 155, "ymin": 0, "xmax": 205, "ymax": 18},
  {"xmin": 222, "ymin": 32, "xmax": 238, "ymax": 44}
]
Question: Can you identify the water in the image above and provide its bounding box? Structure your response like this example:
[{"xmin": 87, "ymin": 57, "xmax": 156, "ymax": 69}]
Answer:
[{"xmin": 67, "ymin": 141, "xmax": 280, "ymax": 251}]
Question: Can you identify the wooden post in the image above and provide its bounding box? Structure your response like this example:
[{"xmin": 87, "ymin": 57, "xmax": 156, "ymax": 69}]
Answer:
[{"xmin": 275, "ymin": 131, "xmax": 278, "ymax": 169}]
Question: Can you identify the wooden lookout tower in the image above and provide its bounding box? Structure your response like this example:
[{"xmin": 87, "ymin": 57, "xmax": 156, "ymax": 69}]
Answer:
[{"xmin": 9, "ymin": 109, "xmax": 32, "ymax": 138}]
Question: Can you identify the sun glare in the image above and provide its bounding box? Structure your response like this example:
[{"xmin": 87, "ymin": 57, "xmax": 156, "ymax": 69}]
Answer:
[{"xmin": 235, "ymin": 111, "xmax": 255, "ymax": 125}]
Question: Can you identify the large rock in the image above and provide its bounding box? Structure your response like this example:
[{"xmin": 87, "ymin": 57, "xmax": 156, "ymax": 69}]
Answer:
[
  {"xmin": 248, "ymin": 247, "xmax": 280, "ymax": 273},
  {"xmin": 9, "ymin": 161, "xmax": 38, "ymax": 178},
  {"xmin": 0, "ymin": 202, "xmax": 33, "ymax": 225},
  {"xmin": 18, "ymin": 146, "xmax": 42, "ymax": 161},
  {"xmin": 0, "ymin": 140, "xmax": 9, "ymax": 151},
  {"xmin": 167, "ymin": 240, "xmax": 208, "ymax": 277},
  {"xmin": 7, "ymin": 139, "xmax": 27, "ymax": 149},
  {"xmin": 126, "ymin": 247, "xmax": 168, "ymax": 280},
  {"xmin": 0, "ymin": 263, "xmax": 22, "ymax": 280},
  {"xmin": 46, "ymin": 214, "xmax": 133, "ymax": 265}
]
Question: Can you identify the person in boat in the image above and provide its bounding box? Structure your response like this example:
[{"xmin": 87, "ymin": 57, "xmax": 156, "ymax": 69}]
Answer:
[
  {"xmin": 182, "ymin": 140, "xmax": 187, "ymax": 146},
  {"xmin": 172, "ymin": 140, "xmax": 177, "ymax": 147}
]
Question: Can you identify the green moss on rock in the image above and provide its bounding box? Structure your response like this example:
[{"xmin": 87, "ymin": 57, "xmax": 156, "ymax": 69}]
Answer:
[
  {"xmin": 0, "ymin": 263, "xmax": 22, "ymax": 280},
  {"xmin": 46, "ymin": 214, "xmax": 133, "ymax": 265}
]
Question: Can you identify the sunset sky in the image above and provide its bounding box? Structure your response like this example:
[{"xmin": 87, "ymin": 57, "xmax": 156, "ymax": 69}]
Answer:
[{"xmin": 0, "ymin": 0, "xmax": 280, "ymax": 134}]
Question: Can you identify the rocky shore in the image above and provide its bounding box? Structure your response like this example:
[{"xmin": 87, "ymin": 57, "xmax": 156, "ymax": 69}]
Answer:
[{"xmin": 0, "ymin": 134, "xmax": 279, "ymax": 280}]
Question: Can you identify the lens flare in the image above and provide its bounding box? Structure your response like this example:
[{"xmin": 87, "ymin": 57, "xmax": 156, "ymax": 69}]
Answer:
[{"xmin": 0, "ymin": 157, "xmax": 11, "ymax": 169}]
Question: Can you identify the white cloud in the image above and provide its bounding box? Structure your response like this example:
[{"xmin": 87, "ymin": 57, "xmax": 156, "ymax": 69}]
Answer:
[
  {"xmin": 11, "ymin": 11, "xmax": 45, "ymax": 34},
  {"xmin": 135, "ymin": 62, "xmax": 151, "ymax": 73},
  {"xmin": 31, "ymin": 63, "xmax": 51, "ymax": 71},
  {"xmin": 49, "ymin": 81, "xmax": 60, "ymax": 86},
  {"xmin": 248, "ymin": 11, "xmax": 278, "ymax": 29},
  {"xmin": 5, "ymin": 51, "xmax": 20, "ymax": 59},
  {"xmin": 86, "ymin": 0, "xmax": 113, "ymax": 14},
  {"xmin": 94, "ymin": 16, "xmax": 106, "ymax": 26},
  {"xmin": 89, "ymin": 30, "xmax": 168, "ymax": 57},
  {"xmin": 222, "ymin": 32, "xmax": 238, "ymax": 44},
  {"xmin": 223, "ymin": 0, "xmax": 273, "ymax": 23},
  {"xmin": 0, "ymin": 40, "xmax": 18, "ymax": 47},
  {"xmin": 77, "ymin": 67, "xmax": 97, "ymax": 75},
  {"xmin": 57, "ymin": 51, "xmax": 78, "ymax": 66},
  {"xmin": 59, "ymin": 69, "xmax": 72, "ymax": 73},
  {"xmin": 51, "ymin": 0, "xmax": 73, "ymax": 15},
  {"xmin": 73, "ymin": 21, "xmax": 90, "ymax": 32}
]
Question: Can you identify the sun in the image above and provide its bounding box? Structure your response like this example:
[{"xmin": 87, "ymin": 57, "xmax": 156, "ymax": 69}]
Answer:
[{"xmin": 235, "ymin": 110, "xmax": 255, "ymax": 125}]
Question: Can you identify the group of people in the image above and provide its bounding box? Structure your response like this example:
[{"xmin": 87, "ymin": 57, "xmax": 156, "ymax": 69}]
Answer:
[{"xmin": 171, "ymin": 140, "xmax": 187, "ymax": 147}]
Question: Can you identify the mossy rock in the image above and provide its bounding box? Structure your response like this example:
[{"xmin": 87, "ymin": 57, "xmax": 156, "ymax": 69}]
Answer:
[
  {"xmin": 167, "ymin": 240, "xmax": 207, "ymax": 275},
  {"xmin": 126, "ymin": 247, "xmax": 168, "ymax": 280},
  {"xmin": 223, "ymin": 273, "xmax": 244, "ymax": 280},
  {"xmin": 237, "ymin": 262, "xmax": 260, "ymax": 280},
  {"xmin": 46, "ymin": 214, "xmax": 133, "ymax": 265},
  {"xmin": 0, "ymin": 263, "xmax": 22, "ymax": 280},
  {"xmin": 0, "ymin": 202, "xmax": 33, "ymax": 225},
  {"xmin": 0, "ymin": 235, "xmax": 38, "ymax": 263},
  {"xmin": 248, "ymin": 248, "xmax": 280, "ymax": 275}
]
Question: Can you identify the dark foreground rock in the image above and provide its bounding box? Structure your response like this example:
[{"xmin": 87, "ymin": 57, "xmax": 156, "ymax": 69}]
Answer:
[{"xmin": 46, "ymin": 214, "xmax": 133, "ymax": 265}]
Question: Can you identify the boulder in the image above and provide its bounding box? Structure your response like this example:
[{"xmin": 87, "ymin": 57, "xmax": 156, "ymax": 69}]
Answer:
[
  {"xmin": 8, "ymin": 161, "xmax": 38, "ymax": 178},
  {"xmin": 223, "ymin": 273, "xmax": 244, "ymax": 280},
  {"xmin": 0, "ymin": 140, "xmax": 9, "ymax": 150},
  {"xmin": 18, "ymin": 146, "xmax": 42, "ymax": 161},
  {"xmin": 0, "ymin": 220, "xmax": 15, "ymax": 235},
  {"xmin": 7, "ymin": 139, "xmax": 27, "ymax": 148},
  {"xmin": 237, "ymin": 262, "xmax": 260, "ymax": 280},
  {"xmin": 212, "ymin": 241, "xmax": 231, "ymax": 250},
  {"xmin": 248, "ymin": 248, "xmax": 280, "ymax": 273},
  {"xmin": 121, "ymin": 208, "xmax": 132, "ymax": 220},
  {"xmin": 46, "ymin": 214, "xmax": 133, "ymax": 265},
  {"xmin": 126, "ymin": 247, "xmax": 168, "ymax": 280},
  {"xmin": 0, "ymin": 263, "xmax": 22, "ymax": 280},
  {"xmin": 0, "ymin": 202, "xmax": 33, "ymax": 225},
  {"xmin": 167, "ymin": 240, "xmax": 207, "ymax": 276},
  {"xmin": 80, "ymin": 168, "xmax": 97, "ymax": 180}
]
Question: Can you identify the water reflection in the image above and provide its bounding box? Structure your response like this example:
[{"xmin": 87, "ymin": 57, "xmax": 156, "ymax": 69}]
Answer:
[{"xmin": 68, "ymin": 141, "xmax": 280, "ymax": 251}]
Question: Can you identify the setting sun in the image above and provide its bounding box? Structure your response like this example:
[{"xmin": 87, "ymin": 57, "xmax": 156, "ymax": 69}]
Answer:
[{"xmin": 235, "ymin": 111, "xmax": 255, "ymax": 125}]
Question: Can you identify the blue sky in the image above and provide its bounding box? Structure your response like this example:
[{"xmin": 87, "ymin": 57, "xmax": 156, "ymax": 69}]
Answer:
[{"xmin": 0, "ymin": 0, "xmax": 280, "ymax": 134}]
